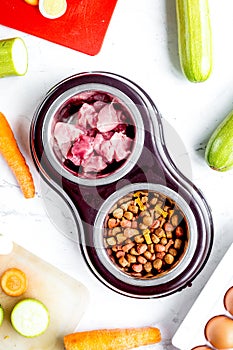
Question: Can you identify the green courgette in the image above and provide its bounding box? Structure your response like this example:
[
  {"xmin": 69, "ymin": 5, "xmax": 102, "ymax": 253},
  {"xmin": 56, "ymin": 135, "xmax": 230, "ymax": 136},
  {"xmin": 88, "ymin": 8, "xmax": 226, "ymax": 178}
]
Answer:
[
  {"xmin": 205, "ymin": 110, "xmax": 233, "ymax": 172},
  {"xmin": 0, "ymin": 38, "xmax": 28, "ymax": 78},
  {"xmin": 11, "ymin": 298, "xmax": 50, "ymax": 337},
  {"xmin": 176, "ymin": 0, "xmax": 213, "ymax": 82}
]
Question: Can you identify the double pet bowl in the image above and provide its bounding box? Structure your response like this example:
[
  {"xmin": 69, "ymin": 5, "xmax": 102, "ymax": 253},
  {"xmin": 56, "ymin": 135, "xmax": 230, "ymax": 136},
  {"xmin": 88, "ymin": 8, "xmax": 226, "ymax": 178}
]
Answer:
[{"xmin": 30, "ymin": 72, "xmax": 214, "ymax": 298}]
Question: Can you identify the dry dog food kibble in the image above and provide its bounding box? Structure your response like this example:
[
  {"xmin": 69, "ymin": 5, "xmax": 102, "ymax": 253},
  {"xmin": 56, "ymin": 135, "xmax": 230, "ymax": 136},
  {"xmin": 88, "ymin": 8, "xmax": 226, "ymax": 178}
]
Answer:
[{"xmin": 104, "ymin": 190, "xmax": 188, "ymax": 278}]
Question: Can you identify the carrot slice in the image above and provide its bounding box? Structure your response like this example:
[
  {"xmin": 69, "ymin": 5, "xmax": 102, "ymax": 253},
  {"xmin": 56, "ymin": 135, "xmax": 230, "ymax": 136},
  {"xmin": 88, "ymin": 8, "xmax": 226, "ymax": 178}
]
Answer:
[
  {"xmin": 64, "ymin": 326, "xmax": 161, "ymax": 350},
  {"xmin": 0, "ymin": 112, "xmax": 35, "ymax": 198},
  {"xmin": 0, "ymin": 267, "xmax": 28, "ymax": 297}
]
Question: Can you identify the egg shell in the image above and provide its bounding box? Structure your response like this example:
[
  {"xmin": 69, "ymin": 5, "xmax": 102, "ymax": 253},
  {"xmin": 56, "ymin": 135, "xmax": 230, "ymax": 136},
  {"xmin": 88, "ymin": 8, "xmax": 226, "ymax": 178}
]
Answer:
[
  {"xmin": 191, "ymin": 346, "xmax": 212, "ymax": 350},
  {"xmin": 205, "ymin": 314, "xmax": 233, "ymax": 349},
  {"xmin": 224, "ymin": 286, "xmax": 233, "ymax": 316}
]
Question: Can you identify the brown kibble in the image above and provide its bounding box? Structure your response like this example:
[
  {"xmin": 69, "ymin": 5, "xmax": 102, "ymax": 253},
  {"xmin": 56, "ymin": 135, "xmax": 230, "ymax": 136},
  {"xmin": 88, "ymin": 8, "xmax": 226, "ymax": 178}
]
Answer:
[
  {"xmin": 166, "ymin": 231, "xmax": 173, "ymax": 239},
  {"xmin": 150, "ymin": 197, "xmax": 158, "ymax": 205},
  {"xmin": 116, "ymin": 251, "xmax": 125, "ymax": 258},
  {"xmin": 165, "ymin": 239, "xmax": 174, "ymax": 252},
  {"xmin": 122, "ymin": 242, "xmax": 135, "ymax": 252},
  {"xmin": 176, "ymin": 226, "xmax": 184, "ymax": 237},
  {"xmin": 139, "ymin": 223, "xmax": 148, "ymax": 230},
  {"xmin": 147, "ymin": 244, "xmax": 155, "ymax": 253},
  {"xmin": 160, "ymin": 237, "xmax": 168, "ymax": 245},
  {"xmin": 134, "ymin": 235, "xmax": 145, "ymax": 244},
  {"xmin": 113, "ymin": 207, "xmax": 124, "ymax": 219},
  {"xmin": 144, "ymin": 250, "xmax": 153, "ymax": 260},
  {"xmin": 132, "ymin": 263, "xmax": 143, "ymax": 273},
  {"xmin": 112, "ymin": 244, "xmax": 122, "ymax": 252},
  {"xmin": 106, "ymin": 237, "xmax": 117, "ymax": 246},
  {"xmin": 131, "ymin": 221, "xmax": 138, "ymax": 229},
  {"xmin": 111, "ymin": 227, "xmax": 122, "ymax": 235},
  {"xmin": 130, "ymin": 247, "xmax": 139, "ymax": 256},
  {"xmin": 124, "ymin": 228, "xmax": 139, "ymax": 238},
  {"xmin": 174, "ymin": 238, "xmax": 182, "ymax": 249},
  {"xmin": 137, "ymin": 255, "xmax": 147, "ymax": 264},
  {"xmin": 116, "ymin": 233, "xmax": 127, "ymax": 244},
  {"xmin": 159, "ymin": 217, "xmax": 166, "ymax": 227},
  {"xmin": 118, "ymin": 256, "xmax": 129, "ymax": 267},
  {"xmin": 163, "ymin": 222, "xmax": 174, "ymax": 232},
  {"xmin": 120, "ymin": 218, "xmax": 132, "ymax": 228},
  {"xmin": 136, "ymin": 244, "xmax": 147, "ymax": 255},
  {"xmin": 140, "ymin": 210, "xmax": 150, "ymax": 217},
  {"xmin": 171, "ymin": 214, "xmax": 179, "ymax": 226},
  {"xmin": 151, "ymin": 233, "xmax": 160, "ymax": 244},
  {"xmin": 155, "ymin": 227, "xmax": 166, "ymax": 238},
  {"xmin": 141, "ymin": 196, "xmax": 148, "ymax": 204},
  {"xmin": 153, "ymin": 258, "xmax": 163, "ymax": 270},
  {"xmin": 126, "ymin": 254, "xmax": 137, "ymax": 264},
  {"xmin": 144, "ymin": 261, "xmax": 152, "ymax": 272},
  {"xmin": 169, "ymin": 248, "xmax": 177, "ymax": 256},
  {"xmin": 164, "ymin": 253, "xmax": 174, "ymax": 265},
  {"xmin": 128, "ymin": 204, "xmax": 139, "ymax": 214},
  {"xmin": 155, "ymin": 244, "xmax": 166, "ymax": 253},
  {"xmin": 156, "ymin": 252, "xmax": 165, "ymax": 259},
  {"xmin": 108, "ymin": 218, "xmax": 118, "ymax": 228},
  {"xmin": 124, "ymin": 211, "xmax": 134, "ymax": 220},
  {"xmin": 142, "ymin": 215, "xmax": 153, "ymax": 226},
  {"xmin": 151, "ymin": 219, "xmax": 160, "ymax": 229}
]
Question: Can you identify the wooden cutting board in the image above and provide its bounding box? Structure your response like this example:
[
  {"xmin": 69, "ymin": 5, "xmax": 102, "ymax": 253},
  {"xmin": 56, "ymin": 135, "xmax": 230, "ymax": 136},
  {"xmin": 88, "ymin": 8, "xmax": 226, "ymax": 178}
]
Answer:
[
  {"xmin": 0, "ymin": 242, "xmax": 89, "ymax": 350},
  {"xmin": 0, "ymin": 0, "xmax": 118, "ymax": 55}
]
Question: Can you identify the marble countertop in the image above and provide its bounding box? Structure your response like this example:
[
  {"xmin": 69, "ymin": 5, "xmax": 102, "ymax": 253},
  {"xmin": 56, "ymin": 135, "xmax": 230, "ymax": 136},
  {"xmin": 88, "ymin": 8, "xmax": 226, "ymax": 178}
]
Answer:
[{"xmin": 0, "ymin": 1, "xmax": 233, "ymax": 349}]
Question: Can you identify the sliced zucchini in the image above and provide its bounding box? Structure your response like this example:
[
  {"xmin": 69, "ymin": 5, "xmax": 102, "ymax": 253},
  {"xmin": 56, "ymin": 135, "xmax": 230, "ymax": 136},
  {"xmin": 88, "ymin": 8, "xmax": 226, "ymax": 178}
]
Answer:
[
  {"xmin": 11, "ymin": 298, "xmax": 50, "ymax": 337},
  {"xmin": 0, "ymin": 37, "xmax": 28, "ymax": 78}
]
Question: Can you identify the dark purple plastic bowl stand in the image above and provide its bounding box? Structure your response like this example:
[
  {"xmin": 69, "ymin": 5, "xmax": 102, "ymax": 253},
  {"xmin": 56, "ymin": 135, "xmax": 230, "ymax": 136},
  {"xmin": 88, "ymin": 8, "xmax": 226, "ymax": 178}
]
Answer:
[{"xmin": 30, "ymin": 72, "xmax": 214, "ymax": 298}]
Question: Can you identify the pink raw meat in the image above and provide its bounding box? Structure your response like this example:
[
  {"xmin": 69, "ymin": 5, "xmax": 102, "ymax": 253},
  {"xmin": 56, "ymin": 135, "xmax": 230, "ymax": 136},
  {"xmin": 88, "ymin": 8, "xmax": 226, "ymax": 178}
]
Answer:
[
  {"xmin": 97, "ymin": 103, "xmax": 121, "ymax": 132},
  {"xmin": 110, "ymin": 132, "xmax": 132, "ymax": 161},
  {"xmin": 82, "ymin": 156, "xmax": 107, "ymax": 173},
  {"xmin": 53, "ymin": 122, "xmax": 83, "ymax": 157},
  {"xmin": 78, "ymin": 103, "xmax": 98, "ymax": 129},
  {"xmin": 68, "ymin": 135, "xmax": 94, "ymax": 166},
  {"xmin": 53, "ymin": 91, "xmax": 135, "ymax": 176}
]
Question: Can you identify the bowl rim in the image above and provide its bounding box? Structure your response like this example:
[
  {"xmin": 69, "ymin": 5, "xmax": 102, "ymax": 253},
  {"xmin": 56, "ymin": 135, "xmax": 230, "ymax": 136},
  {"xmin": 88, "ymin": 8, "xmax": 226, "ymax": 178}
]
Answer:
[
  {"xmin": 93, "ymin": 182, "xmax": 198, "ymax": 287},
  {"xmin": 42, "ymin": 83, "xmax": 145, "ymax": 186}
]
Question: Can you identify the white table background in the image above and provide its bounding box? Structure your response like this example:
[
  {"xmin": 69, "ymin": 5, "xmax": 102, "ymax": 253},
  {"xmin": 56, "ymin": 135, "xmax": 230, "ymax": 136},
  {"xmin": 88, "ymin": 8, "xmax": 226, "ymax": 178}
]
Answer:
[{"xmin": 0, "ymin": 1, "xmax": 233, "ymax": 349}]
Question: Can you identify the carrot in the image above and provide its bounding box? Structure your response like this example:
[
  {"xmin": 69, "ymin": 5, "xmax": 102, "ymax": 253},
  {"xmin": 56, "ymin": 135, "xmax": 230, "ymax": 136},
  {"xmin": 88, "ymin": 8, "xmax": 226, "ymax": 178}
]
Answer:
[
  {"xmin": 0, "ymin": 267, "xmax": 28, "ymax": 297},
  {"xmin": 0, "ymin": 112, "xmax": 35, "ymax": 198},
  {"xmin": 63, "ymin": 326, "xmax": 161, "ymax": 350}
]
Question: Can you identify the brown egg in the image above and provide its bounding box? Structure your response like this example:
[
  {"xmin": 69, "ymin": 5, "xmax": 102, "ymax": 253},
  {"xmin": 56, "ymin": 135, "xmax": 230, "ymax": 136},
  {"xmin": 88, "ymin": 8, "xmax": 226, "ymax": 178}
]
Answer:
[
  {"xmin": 224, "ymin": 286, "xmax": 233, "ymax": 316},
  {"xmin": 205, "ymin": 315, "xmax": 233, "ymax": 349},
  {"xmin": 191, "ymin": 346, "xmax": 212, "ymax": 350}
]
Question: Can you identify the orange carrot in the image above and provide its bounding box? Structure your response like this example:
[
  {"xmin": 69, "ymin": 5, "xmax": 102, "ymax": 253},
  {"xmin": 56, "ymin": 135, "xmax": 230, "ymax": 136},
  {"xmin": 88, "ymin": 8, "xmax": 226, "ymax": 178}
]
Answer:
[
  {"xmin": 0, "ymin": 267, "xmax": 28, "ymax": 297},
  {"xmin": 64, "ymin": 326, "xmax": 161, "ymax": 350},
  {"xmin": 0, "ymin": 112, "xmax": 35, "ymax": 198}
]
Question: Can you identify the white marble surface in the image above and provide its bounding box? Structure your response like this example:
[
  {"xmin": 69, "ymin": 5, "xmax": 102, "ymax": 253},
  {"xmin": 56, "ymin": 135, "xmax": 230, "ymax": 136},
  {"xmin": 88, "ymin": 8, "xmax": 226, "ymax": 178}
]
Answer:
[{"xmin": 0, "ymin": 1, "xmax": 233, "ymax": 349}]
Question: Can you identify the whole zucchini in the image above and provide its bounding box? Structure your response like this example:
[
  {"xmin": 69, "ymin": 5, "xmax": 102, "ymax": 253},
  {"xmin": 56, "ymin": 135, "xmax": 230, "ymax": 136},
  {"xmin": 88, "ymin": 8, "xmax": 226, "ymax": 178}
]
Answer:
[
  {"xmin": 205, "ymin": 110, "xmax": 233, "ymax": 172},
  {"xmin": 176, "ymin": 0, "xmax": 213, "ymax": 82}
]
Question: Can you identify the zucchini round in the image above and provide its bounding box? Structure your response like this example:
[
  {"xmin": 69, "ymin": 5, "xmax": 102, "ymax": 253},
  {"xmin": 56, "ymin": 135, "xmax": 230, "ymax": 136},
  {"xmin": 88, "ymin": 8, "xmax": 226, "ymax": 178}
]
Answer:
[
  {"xmin": 11, "ymin": 298, "xmax": 50, "ymax": 337},
  {"xmin": 0, "ymin": 37, "xmax": 28, "ymax": 78},
  {"xmin": 205, "ymin": 110, "xmax": 233, "ymax": 172},
  {"xmin": 176, "ymin": 0, "xmax": 213, "ymax": 82}
]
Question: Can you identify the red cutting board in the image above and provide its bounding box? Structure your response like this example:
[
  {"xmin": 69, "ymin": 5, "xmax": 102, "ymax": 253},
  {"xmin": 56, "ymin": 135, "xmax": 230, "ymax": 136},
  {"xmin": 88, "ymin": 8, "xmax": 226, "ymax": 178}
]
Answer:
[{"xmin": 0, "ymin": 0, "xmax": 118, "ymax": 55}]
